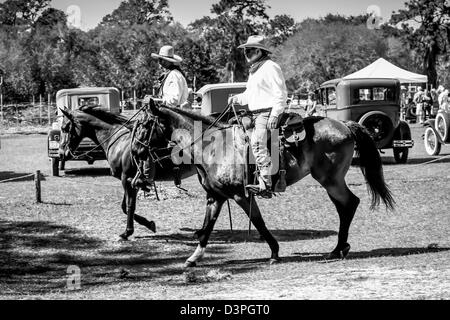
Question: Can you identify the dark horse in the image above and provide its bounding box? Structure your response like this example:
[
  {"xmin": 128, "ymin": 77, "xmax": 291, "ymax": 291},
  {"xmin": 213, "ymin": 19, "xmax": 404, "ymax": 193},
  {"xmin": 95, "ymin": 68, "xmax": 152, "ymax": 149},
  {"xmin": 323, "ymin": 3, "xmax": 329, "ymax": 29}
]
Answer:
[
  {"xmin": 59, "ymin": 106, "xmax": 157, "ymax": 240},
  {"xmin": 133, "ymin": 101, "xmax": 395, "ymax": 267}
]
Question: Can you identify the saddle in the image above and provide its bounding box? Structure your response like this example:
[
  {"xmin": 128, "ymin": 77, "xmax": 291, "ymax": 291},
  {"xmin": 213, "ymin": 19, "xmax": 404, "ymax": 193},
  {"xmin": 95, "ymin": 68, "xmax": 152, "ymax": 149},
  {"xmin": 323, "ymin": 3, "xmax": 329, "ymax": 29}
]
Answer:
[{"xmin": 229, "ymin": 110, "xmax": 306, "ymax": 194}]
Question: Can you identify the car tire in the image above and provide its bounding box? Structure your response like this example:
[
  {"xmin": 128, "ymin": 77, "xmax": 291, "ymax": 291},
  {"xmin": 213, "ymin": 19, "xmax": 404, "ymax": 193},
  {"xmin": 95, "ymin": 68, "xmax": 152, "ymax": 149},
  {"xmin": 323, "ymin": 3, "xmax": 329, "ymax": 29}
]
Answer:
[
  {"xmin": 424, "ymin": 127, "xmax": 441, "ymax": 156},
  {"xmin": 59, "ymin": 159, "xmax": 65, "ymax": 170},
  {"xmin": 359, "ymin": 112, "xmax": 395, "ymax": 149},
  {"xmin": 52, "ymin": 158, "xmax": 60, "ymax": 176},
  {"xmin": 435, "ymin": 111, "xmax": 450, "ymax": 142}
]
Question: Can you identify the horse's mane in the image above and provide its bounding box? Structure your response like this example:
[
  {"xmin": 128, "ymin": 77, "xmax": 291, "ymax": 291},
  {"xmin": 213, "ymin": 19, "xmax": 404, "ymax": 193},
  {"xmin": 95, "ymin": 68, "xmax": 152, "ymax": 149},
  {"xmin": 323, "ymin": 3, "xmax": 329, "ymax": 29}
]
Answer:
[
  {"xmin": 160, "ymin": 105, "xmax": 229, "ymax": 129},
  {"xmin": 79, "ymin": 105, "xmax": 135, "ymax": 129}
]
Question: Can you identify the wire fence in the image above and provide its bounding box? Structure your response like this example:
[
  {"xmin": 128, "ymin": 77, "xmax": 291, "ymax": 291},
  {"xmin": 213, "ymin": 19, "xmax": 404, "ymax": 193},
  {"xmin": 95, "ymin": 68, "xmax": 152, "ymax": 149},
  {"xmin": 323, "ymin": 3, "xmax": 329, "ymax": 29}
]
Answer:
[{"xmin": 0, "ymin": 102, "xmax": 58, "ymax": 127}]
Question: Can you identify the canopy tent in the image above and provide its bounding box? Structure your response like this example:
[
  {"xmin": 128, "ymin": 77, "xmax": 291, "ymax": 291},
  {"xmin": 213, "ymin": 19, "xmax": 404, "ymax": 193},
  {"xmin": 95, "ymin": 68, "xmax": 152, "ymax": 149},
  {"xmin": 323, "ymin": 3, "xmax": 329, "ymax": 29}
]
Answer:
[{"xmin": 343, "ymin": 58, "xmax": 428, "ymax": 83}]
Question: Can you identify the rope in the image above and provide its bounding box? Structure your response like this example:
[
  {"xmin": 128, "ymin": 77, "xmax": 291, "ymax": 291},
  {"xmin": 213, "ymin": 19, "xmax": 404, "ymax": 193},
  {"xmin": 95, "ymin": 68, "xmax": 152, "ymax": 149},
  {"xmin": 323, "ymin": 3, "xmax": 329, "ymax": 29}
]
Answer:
[
  {"xmin": 0, "ymin": 173, "xmax": 35, "ymax": 183},
  {"xmin": 382, "ymin": 153, "xmax": 450, "ymax": 175}
]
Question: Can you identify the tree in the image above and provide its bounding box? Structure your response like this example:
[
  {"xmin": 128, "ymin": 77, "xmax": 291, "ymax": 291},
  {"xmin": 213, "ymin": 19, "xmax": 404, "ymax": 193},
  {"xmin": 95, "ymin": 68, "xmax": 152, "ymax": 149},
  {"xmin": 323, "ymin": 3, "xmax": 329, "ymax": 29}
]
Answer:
[
  {"xmin": 266, "ymin": 14, "xmax": 296, "ymax": 46},
  {"xmin": 275, "ymin": 19, "xmax": 389, "ymax": 91},
  {"xmin": 177, "ymin": 38, "xmax": 219, "ymax": 90},
  {"xmin": 100, "ymin": 0, "xmax": 172, "ymax": 27},
  {"xmin": 0, "ymin": 0, "xmax": 50, "ymax": 27},
  {"xmin": 390, "ymin": 0, "xmax": 450, "ymax": 87},
  {"xmin": 190, "ymin": 0, "xmax": 271, "ymax": 82}
]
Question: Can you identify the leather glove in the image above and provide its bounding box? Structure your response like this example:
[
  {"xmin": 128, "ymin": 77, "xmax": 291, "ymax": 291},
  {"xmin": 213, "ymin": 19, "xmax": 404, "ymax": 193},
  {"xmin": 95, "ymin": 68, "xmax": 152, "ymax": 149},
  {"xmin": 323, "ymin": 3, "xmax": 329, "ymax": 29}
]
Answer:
[
  {"xmin": 267, "ymin": 116, "xmax": 278, "ymax": 129},
  {"xmin": 142, "ymin": 95, "xmax": 152, "ymax": 104}
]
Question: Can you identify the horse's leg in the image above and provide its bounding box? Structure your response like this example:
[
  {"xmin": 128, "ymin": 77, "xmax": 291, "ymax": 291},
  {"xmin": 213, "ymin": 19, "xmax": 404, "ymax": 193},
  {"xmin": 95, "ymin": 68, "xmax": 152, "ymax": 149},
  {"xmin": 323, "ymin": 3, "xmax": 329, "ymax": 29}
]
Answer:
[
  {"xmin": 185, "ymin": 194, "xmax": 225, "ymax": 267},
  {"xmin": 194, "ymin": 193, "xmax": 214, "ymax": 239},
  {"xmin": 121, "ymin": 194, "xmax": 156, "ymax": 234},
  {"xmin": 323, "ymin": 179, "xmax": 360, "ymax": 259},
  {"xmin": 119, "ymin": 181, "xmax": 137, "ymax": 240},
  {"xmin": 234, "ymin": 195, "xmax": 280, "ymax": 263}
]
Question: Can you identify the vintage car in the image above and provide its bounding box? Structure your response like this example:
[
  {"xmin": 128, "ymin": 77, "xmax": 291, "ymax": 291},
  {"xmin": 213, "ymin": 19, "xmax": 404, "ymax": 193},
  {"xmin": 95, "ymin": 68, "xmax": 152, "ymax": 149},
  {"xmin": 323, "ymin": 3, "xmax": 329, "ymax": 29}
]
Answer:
[
  {"xmin": 318, "ymin": 78, "xmax": 414, "ymax": 163},
  {"xmin": 48, "ymin": 87, "xmax": 121, "ymax": 176},
  {"xmin": 423, "ymin": 108, "xmax": 450, "ymax": 155},
  {"xmin": 195, "ymin": 82, "xmax": 247, "ymax": 116}
]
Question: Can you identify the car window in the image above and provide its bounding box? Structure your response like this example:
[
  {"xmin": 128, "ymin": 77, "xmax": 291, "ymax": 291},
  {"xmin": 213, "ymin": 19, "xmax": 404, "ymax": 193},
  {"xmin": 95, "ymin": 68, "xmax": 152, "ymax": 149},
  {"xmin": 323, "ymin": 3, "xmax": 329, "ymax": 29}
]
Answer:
[
  {"xmin": 78, "ymin": 97, "xmax": 99, "ymax": 107},
  {"xmin": 354, "ymin": 87, "xmax": 396, "ymax": 104},
  {"xmin": 327, "ymin": 88, "xmax": 337, "ymax": 108}
]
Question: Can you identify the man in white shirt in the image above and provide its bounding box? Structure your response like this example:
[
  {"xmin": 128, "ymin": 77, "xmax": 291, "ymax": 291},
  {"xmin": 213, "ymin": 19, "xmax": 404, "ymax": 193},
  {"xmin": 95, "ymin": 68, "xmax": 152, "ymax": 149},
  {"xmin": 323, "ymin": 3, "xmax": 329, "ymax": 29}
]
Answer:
[
  {"xmin": 151, "ymin": 45, "xmax": 189, "ymax": 107},
  {"xmin": 229, "ymin": 35, "xmax": 288, "ymax": 198},
  {"xmin": 134, "ymin": 46, "xmax": 189, "ymax": 190}
]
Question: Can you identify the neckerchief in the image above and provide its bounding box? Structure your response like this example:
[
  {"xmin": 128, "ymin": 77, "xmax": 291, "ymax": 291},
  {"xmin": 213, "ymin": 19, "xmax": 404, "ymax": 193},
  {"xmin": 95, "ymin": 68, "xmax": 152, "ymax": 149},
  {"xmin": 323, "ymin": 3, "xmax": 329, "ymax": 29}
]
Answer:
[{"xmin": 249, "ymin": 56, "xmax": 270, "ymax": 75}]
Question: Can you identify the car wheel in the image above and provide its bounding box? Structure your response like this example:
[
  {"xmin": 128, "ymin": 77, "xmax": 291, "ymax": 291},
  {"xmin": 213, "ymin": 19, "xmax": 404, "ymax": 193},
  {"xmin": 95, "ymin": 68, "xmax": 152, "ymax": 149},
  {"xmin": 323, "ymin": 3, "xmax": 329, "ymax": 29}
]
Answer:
[
  {"xmin": 59, "ymin": 158, "xmax": 65, "ymax": 170},
  {"xmin": 435, "ymin": 111, "xmax": 450, "ymax": 142},
  {"xmin": 359, "ymin": 112, "xmax": 394, "ymax": 149},
  {"xmin": 51, "ymin": 158, "xmax": 60, "ymax": 176},
  {"xmin": 424, "ymin": 127, "xmax": 441, "ymax": 156}
]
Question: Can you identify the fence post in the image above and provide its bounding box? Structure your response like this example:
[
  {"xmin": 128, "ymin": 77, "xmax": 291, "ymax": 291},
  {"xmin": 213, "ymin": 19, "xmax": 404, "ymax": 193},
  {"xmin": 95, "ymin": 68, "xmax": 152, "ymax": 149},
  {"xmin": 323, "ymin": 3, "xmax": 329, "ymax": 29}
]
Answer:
[
  {"xmin": 0, "ymin": 93, "xmax": 3, "ymax": 126},
  {"xmin": 47, "ymin": 94, "xmax": 51, "ymax": 126},
  {"xmin": 39, "ymin": 95, "xmax": 42, "ymax": 125},
  {"xmin": 133, "ymin": 90, "xmax": 137, "ymax": 111},
  {"xmin": 35, "ymin": 170, "xmax": 42, "ymax": 203},
  {"xmin": 16, "ymin": 104, "xmax": 19, "ymax": 126}
]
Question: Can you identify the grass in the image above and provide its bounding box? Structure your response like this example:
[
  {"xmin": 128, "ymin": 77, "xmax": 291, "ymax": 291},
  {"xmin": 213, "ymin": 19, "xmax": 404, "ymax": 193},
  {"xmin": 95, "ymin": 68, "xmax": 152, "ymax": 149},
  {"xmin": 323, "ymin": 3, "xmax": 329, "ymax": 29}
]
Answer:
[{"xmin": 0, "ymin": 123, "xmax": 449, "ymax": 299}]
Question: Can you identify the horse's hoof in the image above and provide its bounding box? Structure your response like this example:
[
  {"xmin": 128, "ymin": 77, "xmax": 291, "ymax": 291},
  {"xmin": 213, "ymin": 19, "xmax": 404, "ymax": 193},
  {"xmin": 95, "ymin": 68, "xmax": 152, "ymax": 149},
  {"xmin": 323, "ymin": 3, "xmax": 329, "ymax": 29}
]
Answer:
[
  {"xmin": 119, "ymin": 234, "xmax": 129, "ymax": 241},
  {"xmin": 146, "ymin": 220, "xmax": 156, "ymax": 233},
  {"xmin": 269, "ymin": 257, "xmax": 281, "ymax": 265},
  {"xmin": 328, "ymin": 243, "xmax": 351, "ymax": 260},
  {"xmin": 184, "ymin": 260, "xmax": 197, "ymax": 268}
]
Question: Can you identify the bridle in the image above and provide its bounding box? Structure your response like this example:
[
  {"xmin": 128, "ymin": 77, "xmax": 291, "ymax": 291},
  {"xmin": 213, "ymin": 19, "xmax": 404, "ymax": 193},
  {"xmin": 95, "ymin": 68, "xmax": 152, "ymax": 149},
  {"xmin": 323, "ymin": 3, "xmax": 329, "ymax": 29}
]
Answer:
[{"xmin": 131, "ymin": 111, "xmax": 172, "ymax": 168}]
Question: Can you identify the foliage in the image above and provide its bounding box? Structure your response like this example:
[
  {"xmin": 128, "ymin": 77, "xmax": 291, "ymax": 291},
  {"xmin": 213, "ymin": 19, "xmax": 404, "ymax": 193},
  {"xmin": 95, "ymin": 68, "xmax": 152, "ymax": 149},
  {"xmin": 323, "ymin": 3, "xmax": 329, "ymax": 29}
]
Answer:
[
  {"xmin": 275, "ymin": 18, "xmax": 390, "ymax": 91},
  {"xmin": 390, "ymin": 0, "xmax": 450, "ymax": 87}
]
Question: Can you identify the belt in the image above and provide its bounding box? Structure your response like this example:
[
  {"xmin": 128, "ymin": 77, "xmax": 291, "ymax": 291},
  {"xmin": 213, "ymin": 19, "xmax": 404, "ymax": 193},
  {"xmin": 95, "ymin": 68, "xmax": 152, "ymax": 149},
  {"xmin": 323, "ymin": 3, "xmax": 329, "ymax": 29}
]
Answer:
[{"xmin": 249, "ymin": 108, "xmax": 272, "ymax": 114}]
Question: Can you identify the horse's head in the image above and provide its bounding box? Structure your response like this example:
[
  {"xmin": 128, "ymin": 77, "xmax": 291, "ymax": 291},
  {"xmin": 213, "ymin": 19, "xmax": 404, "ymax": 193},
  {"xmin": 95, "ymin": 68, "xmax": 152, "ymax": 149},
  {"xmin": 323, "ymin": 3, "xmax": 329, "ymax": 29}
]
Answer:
[
  {"xmin": 59, "ymin": 108, "xmax": 91, "ymax": 158},
  {"xmin": 131, "ymin": 99, "xmax": 172, "ymax": 162}
]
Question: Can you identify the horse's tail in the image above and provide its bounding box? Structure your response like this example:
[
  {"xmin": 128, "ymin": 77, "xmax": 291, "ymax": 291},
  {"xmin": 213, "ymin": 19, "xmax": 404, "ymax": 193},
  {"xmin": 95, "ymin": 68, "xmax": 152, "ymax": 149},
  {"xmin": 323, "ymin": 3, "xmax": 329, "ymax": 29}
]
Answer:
[{"xmin": 345, "ymin": 121, "xmax": 395, "ymax": 211}]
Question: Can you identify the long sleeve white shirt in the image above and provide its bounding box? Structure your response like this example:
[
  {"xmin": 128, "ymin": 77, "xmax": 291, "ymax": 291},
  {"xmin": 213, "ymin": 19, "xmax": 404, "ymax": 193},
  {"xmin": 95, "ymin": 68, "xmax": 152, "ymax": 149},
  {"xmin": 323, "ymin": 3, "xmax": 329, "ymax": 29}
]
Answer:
[
  {"xmin": 234, "ymin": 60, "xmax": 288, "ymax": 117},
  {"xmin": 161, "ymin": 69, "xmax": 189, "ymax": 108}
]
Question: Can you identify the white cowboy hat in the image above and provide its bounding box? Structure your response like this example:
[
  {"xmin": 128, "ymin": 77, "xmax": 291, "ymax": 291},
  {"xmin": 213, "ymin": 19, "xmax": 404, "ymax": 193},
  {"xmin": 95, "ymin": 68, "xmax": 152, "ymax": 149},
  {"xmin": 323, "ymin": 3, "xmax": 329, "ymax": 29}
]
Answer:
[
  {"xmin": 238, "ymin": 35, "xmax": 272, "ymax": 53},
  {"xmin": 151, "ymin": 45, "xmax": 183, "ymax": 64}
]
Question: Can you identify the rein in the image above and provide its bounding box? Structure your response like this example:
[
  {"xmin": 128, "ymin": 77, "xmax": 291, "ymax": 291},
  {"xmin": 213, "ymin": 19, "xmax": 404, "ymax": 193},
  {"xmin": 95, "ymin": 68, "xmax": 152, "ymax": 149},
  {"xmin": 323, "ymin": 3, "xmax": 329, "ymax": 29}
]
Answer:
[
  {"xmin": 66, "ymin": 106, "xmax": 145, "ymax": 160},
  {"xmin": 145, "ymin": 103, "xmax": 234, "ymax": 164}
]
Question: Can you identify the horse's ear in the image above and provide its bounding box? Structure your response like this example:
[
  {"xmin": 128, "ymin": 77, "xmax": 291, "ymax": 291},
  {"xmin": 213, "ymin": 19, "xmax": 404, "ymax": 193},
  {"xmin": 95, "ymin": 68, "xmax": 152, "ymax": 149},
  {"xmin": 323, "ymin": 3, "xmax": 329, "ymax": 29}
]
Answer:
[{"xmin": 59, "ymin": 107, "xmax": 73, "ymax": 121}]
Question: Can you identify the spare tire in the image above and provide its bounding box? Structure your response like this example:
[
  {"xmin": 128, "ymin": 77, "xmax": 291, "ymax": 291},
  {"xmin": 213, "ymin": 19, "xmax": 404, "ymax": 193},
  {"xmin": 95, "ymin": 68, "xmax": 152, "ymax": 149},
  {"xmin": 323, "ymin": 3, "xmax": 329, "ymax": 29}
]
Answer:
[
  {"xmin": 435, "ymin": 111, "xmax": 450, "ymax": 142},
  {"xmin": 359, "ymin": 112, "xmax": 395, "ymax": 149}
]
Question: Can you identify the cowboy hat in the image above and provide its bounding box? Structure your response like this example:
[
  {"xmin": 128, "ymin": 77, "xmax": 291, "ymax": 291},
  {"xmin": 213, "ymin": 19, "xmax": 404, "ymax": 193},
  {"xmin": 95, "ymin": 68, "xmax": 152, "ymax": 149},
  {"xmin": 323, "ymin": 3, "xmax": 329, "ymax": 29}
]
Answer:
[
  {"xmin": 237, "ymin": 35, "xmax": 272, "ymax": 53},
  {"xmin": 151, "ymin": 45, "xmax": 183, "ymax": 64}
]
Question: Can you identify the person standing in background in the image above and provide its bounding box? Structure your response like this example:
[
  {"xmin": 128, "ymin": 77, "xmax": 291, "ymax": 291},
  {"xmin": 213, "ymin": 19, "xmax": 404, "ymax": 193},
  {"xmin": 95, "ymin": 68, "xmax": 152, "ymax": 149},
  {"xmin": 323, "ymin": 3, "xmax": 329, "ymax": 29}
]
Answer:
[{"xmin": 413, "ymin": 87, "xmax": 424, "ymax": 124}]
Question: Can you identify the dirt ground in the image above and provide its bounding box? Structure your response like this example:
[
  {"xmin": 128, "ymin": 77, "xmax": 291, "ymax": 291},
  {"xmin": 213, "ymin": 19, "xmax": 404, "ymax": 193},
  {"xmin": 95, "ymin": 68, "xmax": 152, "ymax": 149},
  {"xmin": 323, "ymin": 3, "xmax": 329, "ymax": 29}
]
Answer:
[{"xmin": 0, "ymin": 123, "xmax": 449, "ymax": 300}]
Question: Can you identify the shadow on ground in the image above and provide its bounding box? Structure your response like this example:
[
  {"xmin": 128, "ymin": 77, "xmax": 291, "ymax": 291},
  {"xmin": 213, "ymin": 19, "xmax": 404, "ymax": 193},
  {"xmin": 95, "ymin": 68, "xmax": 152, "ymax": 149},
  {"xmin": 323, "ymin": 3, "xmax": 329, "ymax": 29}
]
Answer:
[
  {"xmin": 220, "ymin": 246, "xmax": 450, "ymax": 267},
  {"xmin": 0, "ymin": 220, "xmax": 216, "ymax": 295},
  {"xmin": 143, "ymin": 228, "xmax": 338, "ymax": 244},
  {"xmin": 63, "ymin": 167, "xmax": 111, "ymax": 177}
]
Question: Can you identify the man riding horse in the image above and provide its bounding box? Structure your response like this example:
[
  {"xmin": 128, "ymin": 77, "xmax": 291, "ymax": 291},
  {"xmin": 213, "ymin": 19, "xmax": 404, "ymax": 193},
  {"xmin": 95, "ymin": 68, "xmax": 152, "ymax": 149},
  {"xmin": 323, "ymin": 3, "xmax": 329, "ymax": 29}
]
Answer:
[
  {"xmin": 228, "ymin": 35, "xmax": 301, "ymax": 199},
  {"xmin": 133, "ymin": 45, "xmax": 189, "ymax": 190}
]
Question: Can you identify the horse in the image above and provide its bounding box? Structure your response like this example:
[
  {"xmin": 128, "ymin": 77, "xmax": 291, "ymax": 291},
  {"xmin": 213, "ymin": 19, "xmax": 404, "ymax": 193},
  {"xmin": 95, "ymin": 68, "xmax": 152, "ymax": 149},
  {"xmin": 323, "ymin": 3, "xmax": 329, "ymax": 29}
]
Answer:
[
  {"xmin": 59, "ymin": 106, "xmax": 157, "ymax": 240},
  {"xmin": 133, "ymin": 100, "xmax": 395, "ymax": 267}
]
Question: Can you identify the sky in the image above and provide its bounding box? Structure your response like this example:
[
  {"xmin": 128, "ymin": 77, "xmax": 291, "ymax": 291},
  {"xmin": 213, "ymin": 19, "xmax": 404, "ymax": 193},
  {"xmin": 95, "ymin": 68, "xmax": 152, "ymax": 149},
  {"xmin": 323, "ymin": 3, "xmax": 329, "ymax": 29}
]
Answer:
[{"xmin": 46, "ymin": 0, "xmax": 408, "ymax": 31}]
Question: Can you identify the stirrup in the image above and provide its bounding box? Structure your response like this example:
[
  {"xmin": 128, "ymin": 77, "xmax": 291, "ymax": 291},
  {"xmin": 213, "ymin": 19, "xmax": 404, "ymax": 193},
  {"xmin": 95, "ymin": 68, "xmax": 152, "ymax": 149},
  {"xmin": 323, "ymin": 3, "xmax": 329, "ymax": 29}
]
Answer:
[{"xmin": 245, "ymin": 184, "xmax": 273, "ymax": 199}]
